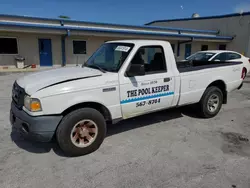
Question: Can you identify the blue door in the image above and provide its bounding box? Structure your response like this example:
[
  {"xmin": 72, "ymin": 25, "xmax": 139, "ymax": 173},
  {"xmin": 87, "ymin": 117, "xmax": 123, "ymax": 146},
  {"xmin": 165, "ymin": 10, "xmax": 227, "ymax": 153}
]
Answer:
[
  {"xmin": 185, "ymin": 44, "xmax": 192, "ymax": 59},
  {"xmin": 39, "ymin": 39, "xmax": 52, "ymax": 66}
]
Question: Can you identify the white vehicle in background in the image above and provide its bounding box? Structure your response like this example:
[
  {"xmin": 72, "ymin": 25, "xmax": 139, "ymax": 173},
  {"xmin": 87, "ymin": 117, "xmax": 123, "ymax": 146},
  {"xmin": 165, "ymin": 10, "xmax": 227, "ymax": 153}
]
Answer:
[{"xmin": 186, "ymin": 50, "xmax": 250, "ymax": 78}]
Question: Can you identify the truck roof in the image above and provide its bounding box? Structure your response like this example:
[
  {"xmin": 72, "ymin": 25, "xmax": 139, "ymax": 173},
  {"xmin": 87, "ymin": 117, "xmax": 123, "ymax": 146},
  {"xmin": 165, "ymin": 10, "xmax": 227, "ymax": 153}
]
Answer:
[{"xmin": 106, "ymin": 39, "xmax": 171, "ymax": 46}]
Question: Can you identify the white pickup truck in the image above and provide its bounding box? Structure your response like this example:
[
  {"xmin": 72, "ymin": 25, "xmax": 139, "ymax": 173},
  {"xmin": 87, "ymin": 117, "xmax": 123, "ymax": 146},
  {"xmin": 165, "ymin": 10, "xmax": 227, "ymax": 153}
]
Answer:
[{"xmin": 10, "ymin": 40, "xmax": 244, "ymax": 156}]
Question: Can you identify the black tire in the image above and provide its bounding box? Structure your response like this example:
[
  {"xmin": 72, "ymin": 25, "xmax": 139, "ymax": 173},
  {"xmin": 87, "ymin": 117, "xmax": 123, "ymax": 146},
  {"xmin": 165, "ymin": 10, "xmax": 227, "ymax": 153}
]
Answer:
[
  {"xmin": 199, "ymin": 86, "xmax": 223, "ymax": 118},
  {"xmin": 56, "ymin": 108, "xmax": 106, "ymax": 157}
]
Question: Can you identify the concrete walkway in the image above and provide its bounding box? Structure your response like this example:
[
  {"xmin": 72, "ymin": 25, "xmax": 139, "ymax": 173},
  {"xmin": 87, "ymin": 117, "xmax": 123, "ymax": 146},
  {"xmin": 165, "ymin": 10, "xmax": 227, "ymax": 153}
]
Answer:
[{"xmin": 0, "ymin": 65, "xmax": 80, "ymax": 73}]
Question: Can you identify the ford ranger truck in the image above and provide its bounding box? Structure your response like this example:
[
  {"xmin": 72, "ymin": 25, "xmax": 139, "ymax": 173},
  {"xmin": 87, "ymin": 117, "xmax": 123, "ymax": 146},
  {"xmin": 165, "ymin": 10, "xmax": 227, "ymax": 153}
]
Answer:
[{"xmin": 10, "ymin": 40, "xmax": 244, "ymax": 156}]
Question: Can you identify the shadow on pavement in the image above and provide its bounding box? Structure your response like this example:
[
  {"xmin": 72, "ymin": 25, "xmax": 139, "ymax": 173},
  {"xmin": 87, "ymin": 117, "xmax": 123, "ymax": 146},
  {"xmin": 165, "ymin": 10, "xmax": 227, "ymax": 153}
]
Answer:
[
  {"xmin": 10, "ymin": 106, "xmax": 199, "ymax": 157},
  {"xmin": 106, "ymin": 106, "xmax": 200, "ymax": 137},
  {"xmin": 10, "ymin": 129, "xmax": 64, "ymax": 156}
]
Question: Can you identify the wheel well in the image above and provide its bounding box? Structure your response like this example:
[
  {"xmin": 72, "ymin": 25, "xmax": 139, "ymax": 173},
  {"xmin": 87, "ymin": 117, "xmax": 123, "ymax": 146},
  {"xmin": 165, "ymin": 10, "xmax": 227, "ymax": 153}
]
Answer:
[
  {"xmin": 62, "ymin": 102, "xmax": 112, "ymax": 122},
  {"xmin": 243, "ymin": 67, "xmax": 247, "ymax": 75},
  {"xmin": 207, "ymin": 80, "xmax": 227, "ymax": 104}
]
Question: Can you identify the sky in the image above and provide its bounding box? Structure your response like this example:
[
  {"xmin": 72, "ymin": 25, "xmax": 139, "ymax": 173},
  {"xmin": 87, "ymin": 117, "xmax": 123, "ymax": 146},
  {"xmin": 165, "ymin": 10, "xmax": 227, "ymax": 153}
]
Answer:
[{"xmin": 0, "ymin": 0, "xmax": 250, "ymax": 25}]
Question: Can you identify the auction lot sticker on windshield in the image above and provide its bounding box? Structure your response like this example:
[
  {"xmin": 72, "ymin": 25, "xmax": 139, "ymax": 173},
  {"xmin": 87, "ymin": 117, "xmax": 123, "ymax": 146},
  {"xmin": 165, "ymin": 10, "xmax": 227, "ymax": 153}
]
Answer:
[{"xmin": 115, "ymin": 46, "xmax": 130, "ymax": 52}]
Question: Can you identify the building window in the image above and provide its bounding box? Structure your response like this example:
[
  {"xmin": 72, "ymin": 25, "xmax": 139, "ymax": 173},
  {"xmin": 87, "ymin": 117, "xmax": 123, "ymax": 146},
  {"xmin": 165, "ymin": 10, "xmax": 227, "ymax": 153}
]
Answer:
[
  {"xmin": 171, "ymin": 44, "xmax": 175, "ymax": 53},
  {"xmin": 219, "ymin": 44, "xmax": 226, "ymax": 50},
  {"xmin": 0, "ymin": 37, "xmax": 18, "ymax": 54},
  {"xmin": 73, "ymin": 40, "xmax": 86, "ymax": 54},
  {"xmin": 201, "ymin": 45, "xmax": 208, "ymax": 51}
]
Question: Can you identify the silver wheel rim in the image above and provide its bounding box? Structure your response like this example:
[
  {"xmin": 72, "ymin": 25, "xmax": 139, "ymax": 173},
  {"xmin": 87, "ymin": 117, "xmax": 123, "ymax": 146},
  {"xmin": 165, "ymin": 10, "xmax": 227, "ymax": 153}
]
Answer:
[
  {"xmin": 207, "ymin": 94, "xmax": 219, "ymax": 113},
  {"xmin": 70, "ymin": 119, "xmax": 98, "ymax": 148}
]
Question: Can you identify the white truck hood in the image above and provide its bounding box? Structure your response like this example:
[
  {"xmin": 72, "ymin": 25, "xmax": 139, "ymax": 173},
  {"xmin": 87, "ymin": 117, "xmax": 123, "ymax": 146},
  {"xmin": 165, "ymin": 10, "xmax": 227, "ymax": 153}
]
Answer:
[{"xmin": 17, "ymin": 66, "xmax": 103, "ymax": 95}]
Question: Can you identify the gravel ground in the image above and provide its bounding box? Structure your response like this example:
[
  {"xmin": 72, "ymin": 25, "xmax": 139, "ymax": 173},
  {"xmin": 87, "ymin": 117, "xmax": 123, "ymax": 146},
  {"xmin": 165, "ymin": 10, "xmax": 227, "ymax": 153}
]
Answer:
[{"xmin": 1, "ymin": 73, "xmax": 250, "ymax": 188}]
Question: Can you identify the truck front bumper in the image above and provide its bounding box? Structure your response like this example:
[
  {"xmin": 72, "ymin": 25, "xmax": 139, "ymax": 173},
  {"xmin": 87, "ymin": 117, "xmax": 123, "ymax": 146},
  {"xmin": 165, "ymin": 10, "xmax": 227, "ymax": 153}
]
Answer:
[{"xmin": 10, "ymin": 102, "xmax": 63, "ymax": 142}]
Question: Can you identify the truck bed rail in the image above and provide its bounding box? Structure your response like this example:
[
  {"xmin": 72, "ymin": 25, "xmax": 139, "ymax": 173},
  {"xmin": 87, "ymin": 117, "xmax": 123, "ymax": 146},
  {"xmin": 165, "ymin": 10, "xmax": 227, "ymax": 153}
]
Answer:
[{"xmin": 176, "ymin": 60, "xmax": 242, "ymax": 73}]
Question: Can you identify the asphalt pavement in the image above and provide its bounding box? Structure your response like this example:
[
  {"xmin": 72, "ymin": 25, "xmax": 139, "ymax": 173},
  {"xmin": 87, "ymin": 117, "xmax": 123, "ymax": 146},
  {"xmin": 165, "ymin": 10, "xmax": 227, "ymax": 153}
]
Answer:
[{"xmin": 1, "ymin": 73, "xmax": 250, "ymax": 188}]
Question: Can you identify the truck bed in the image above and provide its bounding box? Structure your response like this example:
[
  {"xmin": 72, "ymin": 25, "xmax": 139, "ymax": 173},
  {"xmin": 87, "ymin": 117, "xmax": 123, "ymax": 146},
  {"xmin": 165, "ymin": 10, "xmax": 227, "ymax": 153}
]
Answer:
[
  {"xmin": 176, "ymin": 59, "xmax": 243, "ymax": 107},
  {"xmin": 176, "ymin": 60, "xmax": 242, "ymax": 73}
]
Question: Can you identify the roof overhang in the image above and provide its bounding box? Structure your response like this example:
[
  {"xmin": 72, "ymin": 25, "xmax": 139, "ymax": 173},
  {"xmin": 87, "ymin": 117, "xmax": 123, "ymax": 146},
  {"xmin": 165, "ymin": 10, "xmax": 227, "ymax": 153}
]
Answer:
[
  {"xmin": 0, "ymin": 13, "xmax": 219, "ymax": 34},
  {"xmin": 0, "ymin": 21, "xmax": 233, "ymax": 42},
  {"xmin": 145, "ymin": 12, "xmax": 250, "ymax": 25}
]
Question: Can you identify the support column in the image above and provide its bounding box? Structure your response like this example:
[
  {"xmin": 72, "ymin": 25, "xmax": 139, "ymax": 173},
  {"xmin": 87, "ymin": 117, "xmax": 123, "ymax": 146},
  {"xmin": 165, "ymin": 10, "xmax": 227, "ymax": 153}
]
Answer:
[
  {"xmin": 61, "ymin": 29, "xmax": 70, "ymax": 67},
  {"xmin": 177, "ymin": 43, "xmax": 180, "ymax": 57},
  {"xmin": 61, "ymin": 36, "xmax": 66, "ymax": 66}
]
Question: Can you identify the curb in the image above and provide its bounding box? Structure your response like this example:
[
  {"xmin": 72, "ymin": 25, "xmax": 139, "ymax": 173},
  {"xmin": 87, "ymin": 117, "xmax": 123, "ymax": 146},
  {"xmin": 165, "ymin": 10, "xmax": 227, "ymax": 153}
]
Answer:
[{"xmin": 0, "ymin": 69, "xmax": 38, "ymax": 74}]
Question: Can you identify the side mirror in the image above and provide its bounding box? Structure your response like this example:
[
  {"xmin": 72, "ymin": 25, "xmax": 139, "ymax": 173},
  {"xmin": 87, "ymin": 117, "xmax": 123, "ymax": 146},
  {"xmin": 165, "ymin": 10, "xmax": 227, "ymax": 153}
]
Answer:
[{"xmin": 126, "ymin": 64, "xmax": 145, "ymax": 77}]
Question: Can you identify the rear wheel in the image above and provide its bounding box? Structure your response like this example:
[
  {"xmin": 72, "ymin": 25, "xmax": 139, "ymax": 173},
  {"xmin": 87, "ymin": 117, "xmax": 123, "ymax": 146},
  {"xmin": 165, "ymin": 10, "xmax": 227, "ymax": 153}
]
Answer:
[
  {"xmin": 56, "ymin": 108, "xmax": 106, "ymax": 156},
  {"xmin": 199, "ymin": 86, "xmax": 223, "ymax": 118}
]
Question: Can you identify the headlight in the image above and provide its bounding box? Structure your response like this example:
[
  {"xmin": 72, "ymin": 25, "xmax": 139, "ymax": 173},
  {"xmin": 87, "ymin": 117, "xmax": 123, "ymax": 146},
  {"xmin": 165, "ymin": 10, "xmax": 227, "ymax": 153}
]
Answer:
[{"xmin": 24, "ymin": 95, "xmax": 42, "ymax": 112}]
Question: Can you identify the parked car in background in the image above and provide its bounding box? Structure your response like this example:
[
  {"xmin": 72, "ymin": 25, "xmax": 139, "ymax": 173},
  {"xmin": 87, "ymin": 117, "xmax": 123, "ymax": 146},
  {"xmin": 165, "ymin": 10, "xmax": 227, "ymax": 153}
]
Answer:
[{"xmin": 186, "ymin": 50, "xmax": 250, "ymax": 78}]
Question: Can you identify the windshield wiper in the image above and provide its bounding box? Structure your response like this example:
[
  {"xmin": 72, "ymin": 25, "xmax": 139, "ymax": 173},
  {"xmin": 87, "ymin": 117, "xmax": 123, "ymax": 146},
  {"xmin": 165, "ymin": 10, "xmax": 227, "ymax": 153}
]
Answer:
[{"xmin": 85, "ymin": 64, "xmax": 106, "ymax": 73}]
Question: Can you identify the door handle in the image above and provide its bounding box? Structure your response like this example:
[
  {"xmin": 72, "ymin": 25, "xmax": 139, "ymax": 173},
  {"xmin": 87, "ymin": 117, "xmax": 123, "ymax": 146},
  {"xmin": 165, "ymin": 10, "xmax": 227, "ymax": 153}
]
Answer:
[{"xmin": 164, "ymin": 77, "xmax": 170, "ymax": 82}]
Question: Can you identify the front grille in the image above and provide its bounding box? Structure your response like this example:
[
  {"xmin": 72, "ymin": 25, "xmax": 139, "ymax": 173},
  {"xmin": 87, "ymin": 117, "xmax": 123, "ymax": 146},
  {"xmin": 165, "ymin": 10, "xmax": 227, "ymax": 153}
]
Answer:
[{"xmin": 12, "ymin": 81, "xmax": 25, "ymax": 109}]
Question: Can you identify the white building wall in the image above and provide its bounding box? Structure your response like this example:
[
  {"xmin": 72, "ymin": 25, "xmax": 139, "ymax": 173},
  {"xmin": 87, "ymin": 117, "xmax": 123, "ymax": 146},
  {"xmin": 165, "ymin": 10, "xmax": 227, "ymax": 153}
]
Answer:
[
  {"xmin": 148, "ymin": 15, "xmax": 250, "ymax": 56},
  {"xmin": 169, "ymin": 41, "xmax": 218, "ymax": 60},
  {"xmin": 65, "ymin": 36, "xmax": 180, "ymax": 65},
  {"xmin": 65, "ymin": 36, "xmax": 219, "ymax": 64},
  {"xmin": 0, "ymin": 30, "xmax": 230, "ymax": 67},
  {"xmin": 0, "ymin": 15, "xmax": 235, "ymax": 67},
  {"xmin": 0, "ymin": 32, "xmax": 62, "ymax": 66},
  {"xmin": 247, "ymin": 32, "xmax": 250, "ymax": 56},
  {"xmin": 65, "ymin": 36, "xmax": 107, "ymax": 65},
  {"xmin": 0, "ymin": 31, "xmax": 223, "ymax": 67}
]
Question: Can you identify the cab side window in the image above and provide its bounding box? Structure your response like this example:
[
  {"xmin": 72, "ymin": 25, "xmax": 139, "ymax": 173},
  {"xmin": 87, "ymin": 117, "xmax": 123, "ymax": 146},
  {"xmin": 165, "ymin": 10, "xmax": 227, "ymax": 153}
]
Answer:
[{"xmin": 130, "ymin": 46, "xmax": 167, "ymax": 74}]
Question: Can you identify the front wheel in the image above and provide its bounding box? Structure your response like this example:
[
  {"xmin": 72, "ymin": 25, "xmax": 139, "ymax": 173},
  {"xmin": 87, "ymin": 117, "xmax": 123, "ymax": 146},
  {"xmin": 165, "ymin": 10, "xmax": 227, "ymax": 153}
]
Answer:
[
  {"xmin": 199, "ymin": 86, "xmax": 223, "ymax": 118},
  {"xmin": 56, "ymin": 108, "xmax": 106, "ymax": 157}
]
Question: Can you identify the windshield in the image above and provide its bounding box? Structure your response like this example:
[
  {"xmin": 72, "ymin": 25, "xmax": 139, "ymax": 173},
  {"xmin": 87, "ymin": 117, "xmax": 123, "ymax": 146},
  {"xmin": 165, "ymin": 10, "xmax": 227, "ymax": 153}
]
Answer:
[
  {"xmin": 84, "ymin": 43, "xmax": 134, "ymax": 72},
  {"xmin": 186, "ymin": 52, "xmax": 216, "ymax": 61}
]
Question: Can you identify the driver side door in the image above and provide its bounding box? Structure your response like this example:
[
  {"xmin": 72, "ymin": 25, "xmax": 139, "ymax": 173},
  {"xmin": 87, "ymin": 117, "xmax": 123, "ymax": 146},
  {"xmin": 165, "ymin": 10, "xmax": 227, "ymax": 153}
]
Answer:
[{"xmin": 119, "ymin": 45, "xmax": 175, "ymax": 119}]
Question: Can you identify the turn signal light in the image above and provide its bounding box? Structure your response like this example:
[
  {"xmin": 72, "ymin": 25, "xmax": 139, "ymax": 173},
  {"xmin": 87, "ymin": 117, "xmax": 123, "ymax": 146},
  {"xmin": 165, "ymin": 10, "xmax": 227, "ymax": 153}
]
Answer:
[{"xmin": 30, "ymin": 101, "xmax": 42, "ymax": 112}]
